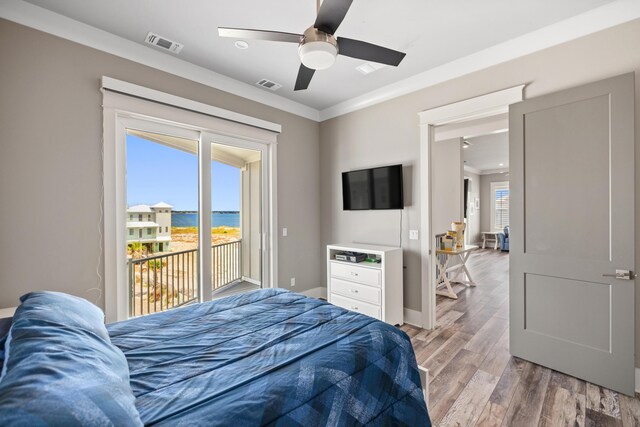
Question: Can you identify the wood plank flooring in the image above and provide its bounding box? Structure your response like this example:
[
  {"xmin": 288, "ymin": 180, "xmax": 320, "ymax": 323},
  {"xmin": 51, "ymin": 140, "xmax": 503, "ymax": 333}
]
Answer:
[{"xmin": 401, "ymin": 249, "xmax": 640, "ymax": 427}]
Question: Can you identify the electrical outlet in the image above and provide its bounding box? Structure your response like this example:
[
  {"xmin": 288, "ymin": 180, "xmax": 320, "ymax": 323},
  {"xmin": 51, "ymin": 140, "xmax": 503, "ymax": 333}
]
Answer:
[
  {"xmin": 290, "ymin": 277, "xmax": 295, "ymax": 287},
  {"xmin": 409, "ymin": 230, "xmax": 419, "ymax": 240},
  {"xmin": 282, "ymin": 227, "xmax": 288, "ymax": 237}
]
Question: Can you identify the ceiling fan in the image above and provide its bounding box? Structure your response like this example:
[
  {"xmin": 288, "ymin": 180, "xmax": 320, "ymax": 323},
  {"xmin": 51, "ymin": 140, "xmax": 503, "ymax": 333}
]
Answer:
[{"xmin": 218, "ymin": 0, "xmax": 406, "ymax": 91}]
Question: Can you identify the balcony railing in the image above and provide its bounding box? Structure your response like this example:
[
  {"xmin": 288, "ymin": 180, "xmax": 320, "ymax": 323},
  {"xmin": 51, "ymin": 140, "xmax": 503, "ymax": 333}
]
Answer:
[
  {"xmin": 212, "ymin": 240, "xmax": 242, "ymax": 291},
  {"xmin": 128, "ymin": 239, "xmax": 242, "ymax": 317}
]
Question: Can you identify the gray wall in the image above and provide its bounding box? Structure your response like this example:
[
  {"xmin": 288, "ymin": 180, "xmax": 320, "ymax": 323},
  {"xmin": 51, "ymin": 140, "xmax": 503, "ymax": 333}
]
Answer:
[
  {"xmin": 479, "ymin": 173, "xmax": 510, "ymax": 234},
  {"xmin": 431, "ymin": 138, "xmax": 463, "ymax": 240},
  {"xmin": 0, "ymin": 19, "xmax": 321, "ymax": 309},
  {"xmin": 319, "ymin": 19, "xmax": 640, "ymax": 365},
  {"xmin": 465, "ymin": 172, "xmax": 481, "ymax": 244}
]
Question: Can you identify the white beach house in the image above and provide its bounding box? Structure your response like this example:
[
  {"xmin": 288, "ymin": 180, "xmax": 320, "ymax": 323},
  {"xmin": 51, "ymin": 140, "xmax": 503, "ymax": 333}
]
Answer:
[{"xmin": 126, "ymin": 202, "xmax": 173, "ymax": 252}]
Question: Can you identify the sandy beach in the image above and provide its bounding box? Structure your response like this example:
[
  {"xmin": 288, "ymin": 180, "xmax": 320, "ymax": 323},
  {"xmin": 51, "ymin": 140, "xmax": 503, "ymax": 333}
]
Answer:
[{"xmin": 170, "ymin": 226, "xmax": 240, "ymax": 252}]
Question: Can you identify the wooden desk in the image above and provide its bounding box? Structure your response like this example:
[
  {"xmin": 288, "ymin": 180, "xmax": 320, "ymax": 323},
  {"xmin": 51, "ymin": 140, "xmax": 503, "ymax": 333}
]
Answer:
[
  {"xmin": 481, "ymin": 231, "xmax": 500, "ymax": 250},
  {"xmin": 435, "ymin": 245, "xmax": 478, "ymax": 299}
]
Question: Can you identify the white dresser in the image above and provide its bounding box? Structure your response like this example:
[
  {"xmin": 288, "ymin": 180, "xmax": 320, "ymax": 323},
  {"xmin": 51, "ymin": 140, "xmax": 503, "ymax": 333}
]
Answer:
[{"xmin": 327, "ymin": 243, "xmax": 403, "ymax": 326}]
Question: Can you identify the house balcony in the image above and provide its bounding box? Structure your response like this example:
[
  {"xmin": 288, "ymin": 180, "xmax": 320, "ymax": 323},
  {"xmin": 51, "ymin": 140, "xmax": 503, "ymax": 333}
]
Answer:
[{"xmin": 127, "ymin": 239, "xmax": 254, "ymax": 317}]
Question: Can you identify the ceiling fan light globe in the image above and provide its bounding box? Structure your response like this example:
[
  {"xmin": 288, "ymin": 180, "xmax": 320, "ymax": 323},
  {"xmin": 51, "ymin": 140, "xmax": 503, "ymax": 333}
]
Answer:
[{"xmin": 299, "ymin": 41, "xmax": 337, "ymax": 70}]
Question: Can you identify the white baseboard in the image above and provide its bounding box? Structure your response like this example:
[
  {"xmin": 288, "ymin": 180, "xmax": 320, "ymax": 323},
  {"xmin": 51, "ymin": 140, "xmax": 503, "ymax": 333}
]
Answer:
[
  {"xmin": 403, "ymin": 308, "xmax": 422, "ymax": 327},
  {"xmin": 300, "ymin": 286, "xmax": 327, "ymax": 300}
]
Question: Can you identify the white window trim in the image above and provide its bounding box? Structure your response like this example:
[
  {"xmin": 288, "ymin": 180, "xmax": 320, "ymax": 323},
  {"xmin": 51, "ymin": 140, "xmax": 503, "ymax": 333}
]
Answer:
[
  {"xmin": 490, "ymin": 181, "xmax": 510, "ymax": 232},
  {"xmin": 102, "ymin": 82, "xmax": 279, "ymax": 322}
]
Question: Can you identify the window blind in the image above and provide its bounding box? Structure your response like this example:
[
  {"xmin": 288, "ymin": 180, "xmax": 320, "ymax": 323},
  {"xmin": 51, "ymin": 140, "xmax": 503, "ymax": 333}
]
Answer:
[{"xmin": 494, "ymin": 188, "xmax": 509, "ymax": 230}]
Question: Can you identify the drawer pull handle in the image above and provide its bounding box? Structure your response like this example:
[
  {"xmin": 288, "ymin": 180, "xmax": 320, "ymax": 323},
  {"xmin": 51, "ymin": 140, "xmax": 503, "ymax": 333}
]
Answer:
[
  {"xmin": 350, "ymin": 289, "xmax": 359, "ymax": 293},
  {"xmin": 351, "ymin": 306, "xmax": 359, "ymax": 310},
  {"xmin": 351, "ymin": 272, "xmax": 358, "ymax": 276}
]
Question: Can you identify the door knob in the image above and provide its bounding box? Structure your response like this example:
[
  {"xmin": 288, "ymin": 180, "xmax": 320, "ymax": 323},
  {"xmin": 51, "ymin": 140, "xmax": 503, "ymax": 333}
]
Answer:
[{"xmin": 602, "ymin": 270, "xmax": 634, "ymax": 280}]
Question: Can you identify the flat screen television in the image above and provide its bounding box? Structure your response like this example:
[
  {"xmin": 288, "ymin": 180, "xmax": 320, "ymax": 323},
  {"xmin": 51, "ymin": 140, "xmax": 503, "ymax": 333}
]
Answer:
[{"xmin": 342, "ymin": 164, "xmax": 404, "ymax": 210}]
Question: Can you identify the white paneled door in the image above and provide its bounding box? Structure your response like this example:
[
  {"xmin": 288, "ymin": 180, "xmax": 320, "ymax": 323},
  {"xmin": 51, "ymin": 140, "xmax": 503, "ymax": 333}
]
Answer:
[{"xmin": 510, "ymin": 73, "xmax": 635, "ymax": 395}]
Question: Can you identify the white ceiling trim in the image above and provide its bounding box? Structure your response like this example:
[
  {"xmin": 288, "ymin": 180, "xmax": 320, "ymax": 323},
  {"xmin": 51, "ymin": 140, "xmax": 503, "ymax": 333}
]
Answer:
[
  {"xmin": 480, "ymin": 169, "xmax": 510, "ymax": 176},
  {"xmin": 320, "ymin": 0, "xmax": 640, "ymax": 121},
  {"xmin": 463, "ymin": 165, "xmax": 482, "ymax": 175},
  {"xmin": 2, "ymin": 0, "xmax": 639, "ymax": 123},
  {"xmin": 0, "ymin": 0, "xmax": 320, "ymax": 121}
]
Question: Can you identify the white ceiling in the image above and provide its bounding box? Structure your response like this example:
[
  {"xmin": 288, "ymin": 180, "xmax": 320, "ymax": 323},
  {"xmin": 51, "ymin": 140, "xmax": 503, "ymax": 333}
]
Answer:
[
  {"xmin": 22, "ymin": 0, "xmax": 619, "ymax": 112},
  {"xmin": 464, "ymin": 132, "xmax": 508, "ymax": 172}
]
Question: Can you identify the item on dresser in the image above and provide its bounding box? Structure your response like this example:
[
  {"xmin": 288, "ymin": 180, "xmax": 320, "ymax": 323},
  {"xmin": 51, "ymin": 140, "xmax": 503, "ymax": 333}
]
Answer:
[
  {"xmin": 451, "ymin": 221, "xmax": 466, "ymax": 248},
  {"xmin": 334, "ymin": 251, "xmax": 367, "ymax": 263},
  {"xmin": 442, "ymin": 234, "xmax": 456, "ymax": 250},
  {"xmin": 327, "ymin": 243, "xmax": 403, "ymax": 326}
]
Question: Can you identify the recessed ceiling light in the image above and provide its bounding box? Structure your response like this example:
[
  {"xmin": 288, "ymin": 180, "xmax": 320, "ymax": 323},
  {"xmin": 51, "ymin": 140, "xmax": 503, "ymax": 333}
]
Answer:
[
  {"xmin": 499, "ymin": 163, "xmax": 504, "ymax": 166},
  {"xmin": 234, "ymin": 40, "xmax": 249, "ymax": 50}
]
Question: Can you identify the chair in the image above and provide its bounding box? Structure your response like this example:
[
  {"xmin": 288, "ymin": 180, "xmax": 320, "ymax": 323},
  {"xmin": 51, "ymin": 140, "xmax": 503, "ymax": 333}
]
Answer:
[{"xmin": 498, "ymin": 226, "xmax": 510, "ymax": 251}]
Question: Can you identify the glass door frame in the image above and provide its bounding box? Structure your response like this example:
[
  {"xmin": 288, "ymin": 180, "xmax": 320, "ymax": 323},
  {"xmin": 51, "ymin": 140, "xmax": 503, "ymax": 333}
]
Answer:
[
  {"xmin": 200, "ymin": 133, "xmax": 271, "ymax": 303},
  {"xmin": 104, "ymin": 107, "xmax": 278, "ymax": 322}
]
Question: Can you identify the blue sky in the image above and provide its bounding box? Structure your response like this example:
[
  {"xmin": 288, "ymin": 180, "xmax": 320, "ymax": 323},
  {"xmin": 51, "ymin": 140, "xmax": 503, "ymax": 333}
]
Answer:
[{"xmin": 126, "ymin": 134, "xmax": 240, "ymax": 211}]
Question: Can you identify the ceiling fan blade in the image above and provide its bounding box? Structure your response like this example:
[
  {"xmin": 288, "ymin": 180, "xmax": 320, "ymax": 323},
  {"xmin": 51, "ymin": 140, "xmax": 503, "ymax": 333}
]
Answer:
[
  {"xmin": 314, "ymin": 0, "xmax": 353, "ymax": 35},
  {"xmin": 218, "ymin": 27, "xmax": 303, "ymax": 43},
  {"xmin": 337, "ymin": 37, "xmax": 406, "ymax": 66},
  {"xmin": 294, "ymin": 64, "xmax": 315, "ymax": 91}
]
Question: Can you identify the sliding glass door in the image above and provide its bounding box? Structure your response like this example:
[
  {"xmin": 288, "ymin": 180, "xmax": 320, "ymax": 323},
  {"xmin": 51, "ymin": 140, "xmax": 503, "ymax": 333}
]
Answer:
[
  {"xmin": 122, "ymin": 122, "xmax": 269, "ymax": 317},
  {"xmin": 125, "ymin": 127, "xmax": 200, "ymax": 317}
]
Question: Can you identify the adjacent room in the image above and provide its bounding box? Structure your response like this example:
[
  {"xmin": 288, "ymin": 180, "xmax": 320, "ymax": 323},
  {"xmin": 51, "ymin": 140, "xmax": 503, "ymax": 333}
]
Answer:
[{"xmin": 1, "ymin": 0, "xmax": 640, "ymax": 426}]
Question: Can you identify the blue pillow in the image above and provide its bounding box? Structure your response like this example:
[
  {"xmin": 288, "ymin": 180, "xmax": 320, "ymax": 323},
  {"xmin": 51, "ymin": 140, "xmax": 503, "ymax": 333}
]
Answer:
[{"xmin": 0, "ymin": 291, "xmax": 142, "ymax": 426}]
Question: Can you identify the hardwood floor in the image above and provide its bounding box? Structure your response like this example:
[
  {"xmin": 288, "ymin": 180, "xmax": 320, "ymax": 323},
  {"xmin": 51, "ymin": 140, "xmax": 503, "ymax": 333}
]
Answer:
[
  {"xmin": 212, "ymin": 281, "xmax": 260, "ymax": 299},
  {"xmin": 401, "ymin": 249, "xmax": 640, "ymax": 427}
]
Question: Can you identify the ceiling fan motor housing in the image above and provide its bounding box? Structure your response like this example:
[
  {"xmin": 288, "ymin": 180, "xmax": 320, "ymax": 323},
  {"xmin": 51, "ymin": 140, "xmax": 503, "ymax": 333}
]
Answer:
[{"xmin": 298, "ymin": 27, "xmax": 338, "ymax": 70}]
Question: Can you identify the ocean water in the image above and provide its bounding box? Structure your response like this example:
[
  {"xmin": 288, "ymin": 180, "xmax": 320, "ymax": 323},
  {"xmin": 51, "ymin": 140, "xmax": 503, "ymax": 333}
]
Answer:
[{"xmin": 172, "ymin": 212, "xmax": 240, "ymax": 228}]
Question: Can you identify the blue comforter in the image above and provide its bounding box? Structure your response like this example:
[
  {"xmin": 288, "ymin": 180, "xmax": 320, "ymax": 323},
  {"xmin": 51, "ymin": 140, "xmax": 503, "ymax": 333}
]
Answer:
[{"xmin": 108, "ymin": 289, "xmax": 430, "ymax": 426}]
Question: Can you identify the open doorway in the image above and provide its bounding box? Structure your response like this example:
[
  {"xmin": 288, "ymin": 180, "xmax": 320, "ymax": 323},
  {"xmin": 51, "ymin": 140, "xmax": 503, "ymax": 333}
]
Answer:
[
  {"xmin": 429, "ymin": 129, "xmax": 509, "ymax": 306},
  {"xmin": 463, "ymin": 132, "xmax": 509, "ymax": 252},
  {"xmin": 418, "ymin": 85, "xmax": 523, "ymax": 329}
]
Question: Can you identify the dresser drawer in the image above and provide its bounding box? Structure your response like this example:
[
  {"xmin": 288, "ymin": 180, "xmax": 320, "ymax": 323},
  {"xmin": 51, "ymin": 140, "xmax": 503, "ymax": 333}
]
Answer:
[
  {"xmin": 330, "ymin": 262, "xmax": 381, "ymax": 287},
  {"xmin": 330, "ymin": 278, "xmax": 381, "ymax": 305},
  {"xmin": 330, "ymin": 293, "xmax": 381, "ymax": 320}
]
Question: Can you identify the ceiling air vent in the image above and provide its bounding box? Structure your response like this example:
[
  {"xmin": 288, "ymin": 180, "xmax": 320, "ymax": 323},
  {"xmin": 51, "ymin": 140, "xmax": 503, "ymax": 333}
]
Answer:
[
  {"xmin": 356, "ymin": 62, "xmax": 385, "ymax": 75},
  {"xmin": 256, "ymin": 79, "xmax": 282, "ymax": 91},
  {"xmin": 145, "ymin": 32, "xmax": 184, "ymax": 54}
]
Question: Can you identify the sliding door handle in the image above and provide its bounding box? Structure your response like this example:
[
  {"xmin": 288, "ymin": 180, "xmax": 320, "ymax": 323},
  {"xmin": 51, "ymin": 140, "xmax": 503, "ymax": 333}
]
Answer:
[{"xmin": 602, "ymin": 270, "xmax": 634, "ymax": 280}]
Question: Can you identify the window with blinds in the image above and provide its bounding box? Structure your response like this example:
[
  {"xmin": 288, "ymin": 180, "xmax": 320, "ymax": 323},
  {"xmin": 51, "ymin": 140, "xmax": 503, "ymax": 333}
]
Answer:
[{"xmin": 491, "ymin": 182, "xmax": 509, "ymax": 231}]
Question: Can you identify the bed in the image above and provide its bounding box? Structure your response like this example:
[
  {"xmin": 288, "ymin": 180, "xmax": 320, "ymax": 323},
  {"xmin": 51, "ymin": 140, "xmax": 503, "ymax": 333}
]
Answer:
[{"xmin": 0, "ymin": 289, "xmax": 430, "ymax": 426}]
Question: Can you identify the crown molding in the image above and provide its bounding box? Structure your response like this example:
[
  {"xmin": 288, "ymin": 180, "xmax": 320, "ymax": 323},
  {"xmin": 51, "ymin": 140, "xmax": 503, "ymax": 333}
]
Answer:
[
  {"xmin": 319, "ymin": 0, "xmax": 640, "ymax": 121},
  {"xmin": 2, "ymin": 0, "xmax": 639, "ymax": 123},
  {"xmin": 480, "ymin": 169, "xmax": 510, "ymax": 176},
  {"xmin": 0, "ymin": 0, "xmax": 320, "ymax": 122},
  {"xmin": 464, "ymin": 165, "xmax": 482, "ymax": 175}
]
